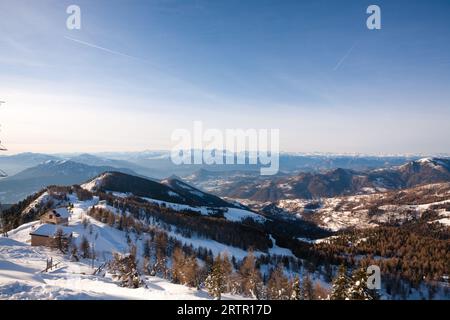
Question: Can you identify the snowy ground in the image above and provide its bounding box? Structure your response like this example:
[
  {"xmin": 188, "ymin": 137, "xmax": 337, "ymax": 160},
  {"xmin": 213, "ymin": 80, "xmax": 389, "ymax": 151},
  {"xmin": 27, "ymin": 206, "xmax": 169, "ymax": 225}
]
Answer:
[
  {"xmin": 0, "ymin": 196, "xmax": 246, "ymax": 300},
  {"xmin": 0, "ymin": 237, "xmax": 238, "ymax": 300},
  {"xmin": 273, "ymin": 185, "xmax": 450, "ymax": 231},
  {"xmin": 128, "ymin": 192, "xmax": 265, "ymax": 223}
]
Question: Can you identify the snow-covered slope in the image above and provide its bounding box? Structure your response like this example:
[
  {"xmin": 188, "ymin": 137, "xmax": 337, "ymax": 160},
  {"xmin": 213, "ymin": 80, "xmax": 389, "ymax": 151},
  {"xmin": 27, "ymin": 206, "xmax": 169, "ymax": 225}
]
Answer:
[
  {"xmin": 260, "ymin": 182, "xmax": 450, "ymax": 231},
  {"xmin": 82, "ymin": 172, "xmax": 210, "ymax": 206},
  {"xmin": 81, "ymin": 172, "xmax": 264, "ymax": 223},
  {"xmin": 0, "ymin": 236, "xmax": 241, "ymax": 300},
  {"xmin": 161, "ymin": 177, "xmax": 233, "ymax": 208},
  {"xmin": 185, "ymin": 158, "xmax": 450, "ymax": 202},
  {"xmin": 0, "ymin": 195, "xmax": 245, "ymax": 300},
  {"xmin": 0, "ymin": 160, "xmax": 137, "ymax": 204},
  {"xmin": 138, "ymin": 195, "xmax": 265, "ymax": 223}
]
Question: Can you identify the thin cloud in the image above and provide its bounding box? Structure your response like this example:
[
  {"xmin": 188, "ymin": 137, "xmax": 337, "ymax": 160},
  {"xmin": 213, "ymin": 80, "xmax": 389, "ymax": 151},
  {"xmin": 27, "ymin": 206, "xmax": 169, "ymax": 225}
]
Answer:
[
  {"xmin": 63, "ymin": 35, "xmax": 222, "ymax": 104},
  {"xmin": 333, "ymin": 42, "xmax": 357, "ymax": 71},
  {"xmin": 64, "ymin": 36, "xmax": 143, "ymax": 62}
]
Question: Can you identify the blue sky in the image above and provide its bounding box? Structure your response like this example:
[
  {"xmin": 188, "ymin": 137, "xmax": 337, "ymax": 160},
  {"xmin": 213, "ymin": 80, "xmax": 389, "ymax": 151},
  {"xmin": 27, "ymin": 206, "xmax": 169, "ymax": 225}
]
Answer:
[{"xmin": 1, "ymin": 0, "xmax": 450, "ymax": 154}]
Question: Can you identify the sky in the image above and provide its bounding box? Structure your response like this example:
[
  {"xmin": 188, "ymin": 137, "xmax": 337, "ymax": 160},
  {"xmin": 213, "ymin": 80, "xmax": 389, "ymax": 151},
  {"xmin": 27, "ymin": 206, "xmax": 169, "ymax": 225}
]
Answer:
[{"xmin": 0, "ymin": 0, "xmax": 450, "ymax": 155}]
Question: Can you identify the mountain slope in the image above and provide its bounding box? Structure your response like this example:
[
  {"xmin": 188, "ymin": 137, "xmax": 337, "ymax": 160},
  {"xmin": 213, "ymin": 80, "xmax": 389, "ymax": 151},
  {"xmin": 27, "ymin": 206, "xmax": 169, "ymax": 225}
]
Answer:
[
  {"xmin": 0, "ymin": 161, "xmax": 137, "ymax": 204},
  {"xmin": 0, "ymin": 207, "xmax": 243, "ymax": 300},
  {"xmin": 83, "ymin": 172, "xmax": 190, "ymax": 204},
  {"xmin": 194, "ymin": 158, "xmax": 450, "ymax": 202},
  {"xmin": 69, "ymin": 153, "xmax": 159, "ymax": 178},
  {"xmin": 370, "ymin": 157, "xmax": 450, "ymax": 188},
  {"xmin": 0, "ymin": 152, "xmax": 59, "ymax": 176},
  {"xmin": 83, "ymin": 171, "xmax": 238, "ymax": 208},
  {"xmin": 161, "ymin": 176, "xmax": 234, "ymax": 208},
  {"xmin": 272, "ymin": 182, "xmax": 450, "ymax": 231}
]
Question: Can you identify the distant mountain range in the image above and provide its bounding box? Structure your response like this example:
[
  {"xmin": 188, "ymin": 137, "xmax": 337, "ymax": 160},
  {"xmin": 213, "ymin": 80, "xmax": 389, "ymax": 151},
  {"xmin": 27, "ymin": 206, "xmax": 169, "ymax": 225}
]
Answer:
[
  {"xmin": 0, "ymin": 160, "xmax": 137, "ymax": 204},
  {"xmin": 0, "ymin": 152, "xmax": 58, "ymax": 176},
  {"xmin": 186, "ymin": 158, "xmax": 450, "ymax": 201},
  {"xmin": 0, "ymin": 151, "xmax": 425, "ymax": 179},
  {"xmin": 68, "ymin": 153, "xmax": 159, "ymax": 178},
  {"xmin": 1, "ymin": 152, "xmax": 449, "ymax": 205}
]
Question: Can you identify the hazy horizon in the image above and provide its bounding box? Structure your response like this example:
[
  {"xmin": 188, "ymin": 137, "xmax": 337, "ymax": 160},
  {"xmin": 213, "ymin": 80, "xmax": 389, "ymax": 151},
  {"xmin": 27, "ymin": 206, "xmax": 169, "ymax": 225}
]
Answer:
[
  {"xmin": 1, "ymin": 149, "xmax": 449, "ymax": 158},
  {"xmin": 1, "ymin": 0, "xmax": 450, "ymax": 155}
]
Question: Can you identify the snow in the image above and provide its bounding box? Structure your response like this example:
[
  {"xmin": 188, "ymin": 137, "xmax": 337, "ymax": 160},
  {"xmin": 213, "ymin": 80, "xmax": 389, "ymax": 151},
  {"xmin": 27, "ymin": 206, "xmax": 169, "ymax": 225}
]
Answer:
[
  {"xmin": 223, "ymin": 208, "xmax": 265, "ymax": 223},
  {"xmin": 0, "ymin": 238, "xmax": 242, "ymax": 300},
  {"xmin": 416, "ymin": 200, "xmax": 450, "ymax": 210},
  {"xmin": 110, "ymin": 191, "xmax": 129, "ymax": 198},
  {"xmin": 30, "ymin": 224, "xmax": 72, "ymax": 237},
  {"xmin": 0, "ymin": 196, "xmax": 247, "ymax": 300},
  {"xmin": 418, "ymin": 157, "xmax": 433, "ymax": 164},
  {"xmin": 141, "ymin": 196, "xmax": 210, "ymax": 215},
  {"xmin": 0, "ymin": 188, "xmax": 322, "ymax": 300},
  {"xmin": 429, "ymin": 210, "xmax": 450, "ymax": 226},
  {"xmin": 434, "ymin": 218, "xmax": 450, "ymax": 226},
  {"xmin": 297, "ymin": 237, "xmax": 320, "ymax": 244},
  {"xmin": 416, "ymin": 157, "xmax": 447, "ymax": 170},
  {"xmin": 93, "ymin": 199, "xmax": 266, "ymax": 260},
  {"xmin": 81, "ymin": 173, "xmax": 111, "ymax": 192},
  {"xmin": 140, "ymin": 196, "xmax": 265, "ymax": 223},
  {"xmin": 275, "ymin": 183, "xmax": 450, "ymax": 231},
  {"xmin": 167, "ymin": 231, "xmax": 251, "ymax": 261},
  {"xmin": 167, "ymin": 190, "xmax": 181, "ymax": 197},
  {"xmin": 167, "ymin": 233, "xmax": 294, "ymax": 260},
  {"xmin": 268, "ymin": 236, "xmax": 294, "ymax": 257},
  {"xmin": 176, "ymin": 182, "xmax": 195, "ymax": 190},
  {"xmin": 23, "ymin": 192, "xmax": 51, "ymax": 215},
  {"xmin": 190, "ymin": 190, "xmax": 205, "ymax": 197},
  {"xmin": 51, "ymin": 207, "xmax": 71, "ymax": 219}
]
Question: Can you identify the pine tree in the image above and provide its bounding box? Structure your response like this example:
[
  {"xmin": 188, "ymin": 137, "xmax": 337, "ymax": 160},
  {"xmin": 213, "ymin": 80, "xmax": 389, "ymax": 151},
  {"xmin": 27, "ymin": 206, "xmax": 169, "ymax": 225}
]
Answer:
[
  {"xmin": 267, "ymin": 264, "xmax": 290, "ymax": 300},
  {"xmin": 301, "ymin": 274, "xmax": 315, "ymax": 300},
  {"xmin": 70, "ymin": 244, "xmax": 79, "ymax": 261},
  {"xmin": 152, "ymin": 232, "xmax": 168, "ymax": 278},
  {"xmin": 109, "ymin": 252, "xmax": 143, "ymax": 288},
  {"xmin": 205, "ymin": 253, "xmax": 232, "ymax": 300},
  {"xmin": 0, "ymin": 208, "xmax": 8, "ymax": 237},
  {"xmin": 228, "ymin": 272, "xmax": 243, "ymax": 295},
  {"xmin": 171, "ymin": 247, "xmax": 187, "ymax": 284},
  {"xmin": 222, "ymin": 252, "xmax": 233, "ymax": 283},
  {"xmin": 143, "ymin": 238, "xmax": 151, "ymax": 258},
  {"xmin": 239, "ymin": 250, "xmax": 264, "ymax": 299},
  {"xmin": 79, "ymin": 236, "xmax": 91, "ymax": 259},
  {"xmin": 347, "ymin": 268, "xmax": 376, "ymax": 300},
  {"xmin": 107, "ymin": 212, "xmax": 115, "ymax": 227},
  {"xmin": 183, "ymin": 255, "xmax": 200, "ymax": 288},
  {"xmin": 290, "ymin": 275, "xmax": 301, "ymax": 300},
  {"xmin": 142, "ymin": 255, "xmax": 149, "ymax": 274},
  {"xmin": 330, "ymin": 265, "xmax": 349, "ymax": 300},
  {"xmin": 314, "ymin": 282, "xmax": 330, "ymax": 300},
  {"xmin": 117, "ymin": 216, "xmax": 124, "ymax": 231}
]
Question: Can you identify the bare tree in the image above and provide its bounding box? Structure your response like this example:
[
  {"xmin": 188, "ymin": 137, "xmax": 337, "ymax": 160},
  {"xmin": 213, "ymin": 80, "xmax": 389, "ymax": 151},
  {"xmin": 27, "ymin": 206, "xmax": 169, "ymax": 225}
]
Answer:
[
  {"xmin": 53, "ymin": 228, "xmax": 68, "ymax": 253},
  {"xmin": 80, "ymin": 236, "xmax": 91, "ymax": 259}
]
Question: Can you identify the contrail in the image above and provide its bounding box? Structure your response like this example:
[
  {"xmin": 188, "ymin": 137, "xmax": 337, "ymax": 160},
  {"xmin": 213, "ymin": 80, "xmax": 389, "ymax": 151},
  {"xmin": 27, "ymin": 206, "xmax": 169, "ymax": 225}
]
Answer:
[
  {"xmin": 64, "ymin": 36, "xmax": 144, "ymax": 61},
  {"xmin": 333, "ymin": 42, "xmax": 357, "ymax": 71},
  {"xmin": 63, "ymin": 35, "xmax": 220, "ymax": 103}
]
